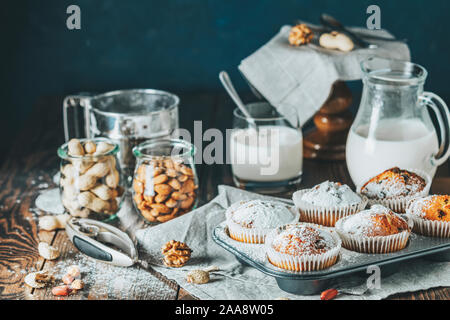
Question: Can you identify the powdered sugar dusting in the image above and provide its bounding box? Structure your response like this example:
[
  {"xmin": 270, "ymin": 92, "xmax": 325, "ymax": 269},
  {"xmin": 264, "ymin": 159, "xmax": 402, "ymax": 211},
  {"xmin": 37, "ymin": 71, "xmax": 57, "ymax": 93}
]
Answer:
[
  {"xmin": 230, "ymin": 200, "xmax": 294, "ymax": 229},
  {"xmin": 271, "ymin": 224, "xmax": 336, "ymax": 255},
  {"xmin": 408, "ymin": 195, "xmax": 449, "ymax": 220},
  {"xmin": 339, "ymin": 205, "xmax": 394, "ymax": 236},
  {"xmin": 361, "ymin": 169, "xmax": 426, "ymax": 199},
  {"xmin": 47, "ymin": 252, "xmax": 175, "ymax": 299},
  {"xmin": 299, "ymin": 181, "xmax": 361, "ymax": 207}
]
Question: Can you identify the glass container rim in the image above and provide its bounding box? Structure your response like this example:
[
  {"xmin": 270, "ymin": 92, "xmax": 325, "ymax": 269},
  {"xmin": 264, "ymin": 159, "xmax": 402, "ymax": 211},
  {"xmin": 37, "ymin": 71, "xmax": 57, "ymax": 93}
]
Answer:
[
  {"xmin": 360, "ymin": 57, "xmax": 428, "ymax": 85},
  {"xmin": 86, "ymin": 89, "xmax": 180, "ymax": 118},
  {"xmin": 57, "ymin": 137, "xmax": 119, "ymax": 160},
  {"xmin": 132, "ymin": 138, "xmax": 196, "ymax": 160},
  {"xmin": 232, "ymin": 103, "xmax": 297, "ymax": 122}
]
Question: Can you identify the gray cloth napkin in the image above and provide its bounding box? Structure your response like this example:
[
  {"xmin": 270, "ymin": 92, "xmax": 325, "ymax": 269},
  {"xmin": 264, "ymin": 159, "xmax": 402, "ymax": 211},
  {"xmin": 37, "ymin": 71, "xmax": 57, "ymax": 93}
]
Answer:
[
  {"xmin": 238, "ymin": 24, "xmax": 411, "ymax": 125},
  {"xmin": 134, "ymin": 185, "xmax": 450, "ymax": 300}
]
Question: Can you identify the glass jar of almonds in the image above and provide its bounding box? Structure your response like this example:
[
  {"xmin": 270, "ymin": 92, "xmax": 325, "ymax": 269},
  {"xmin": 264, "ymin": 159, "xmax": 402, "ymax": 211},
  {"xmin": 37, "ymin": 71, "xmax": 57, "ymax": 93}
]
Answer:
[
  {"xmin": 57, "ymin": 138, "xmax": 125, "ymax": 221},
  {"xmin": 132, "ymin": 139, "xmax": 198, "ymax": 224}
]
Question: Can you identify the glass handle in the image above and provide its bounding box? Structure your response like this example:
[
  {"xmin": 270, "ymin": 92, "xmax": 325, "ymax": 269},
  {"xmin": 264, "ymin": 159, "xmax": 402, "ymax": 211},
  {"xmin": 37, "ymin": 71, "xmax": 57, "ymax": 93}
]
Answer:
[
  {"xmin": 420, "ymin": 92, "xmax": 450, "ymax": 167},
  {"xmin": 63, "ymin": 94, "xmax": 92, "ymax": 142}
]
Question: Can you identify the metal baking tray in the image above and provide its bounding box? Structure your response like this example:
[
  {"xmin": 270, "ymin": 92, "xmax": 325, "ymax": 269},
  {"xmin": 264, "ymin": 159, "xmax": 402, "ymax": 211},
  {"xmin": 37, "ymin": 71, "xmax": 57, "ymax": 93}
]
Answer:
[{"xmin": 212, "ymin": 222, "xmax": 450, "ymax": 295}]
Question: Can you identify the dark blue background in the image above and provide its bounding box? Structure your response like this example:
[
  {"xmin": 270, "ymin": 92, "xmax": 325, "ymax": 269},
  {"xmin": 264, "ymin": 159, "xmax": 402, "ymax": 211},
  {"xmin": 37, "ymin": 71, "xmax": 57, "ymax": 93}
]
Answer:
[{"xmin": 1, "ymin": 0, "xmax": 449, "ymax": 154}]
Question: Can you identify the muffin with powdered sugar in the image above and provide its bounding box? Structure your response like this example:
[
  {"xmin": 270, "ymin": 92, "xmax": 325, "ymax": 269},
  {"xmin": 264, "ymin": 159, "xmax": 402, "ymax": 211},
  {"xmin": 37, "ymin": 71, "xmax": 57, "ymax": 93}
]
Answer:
[
  {"xmin": 358, "ymin": 167, "xmax": 431, "ymax": 213},
  {"xmin": 265, "ymin": 223, "xmax": 341, "ymax": 272},
  {"xmin": 225, "ymin": 200, "xmax": 298, "ymax": 244},
  {"xmin": 407, "ymin": 195, "xmax": 450, "ymax": 238},
  {"xmin": 292, "ymin": 181, "xmax": 367, "ymax": 227},
  {"xmin": 335, "ymin": 204, "xmax": 412, "ymax": 254}
]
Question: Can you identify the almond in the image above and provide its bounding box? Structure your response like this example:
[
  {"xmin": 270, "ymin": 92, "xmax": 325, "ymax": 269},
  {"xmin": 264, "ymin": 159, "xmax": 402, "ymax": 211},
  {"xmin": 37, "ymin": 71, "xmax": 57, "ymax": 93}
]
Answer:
[
  {"xmin": 165, "ymin": 198, "xmax": 178, "ymax": 208},
  {"xmin": 155, "ymin": 193, "xmax": 169, "ymax": 203},
  {"xmin": 178, "ymin": 175, "xmax": 188, "ymax": 182},
  {"xmin": 180, "ymin": 196, "xmax": 195, "ymax": 209},
  {"xmin": 166, "ymin": 168, "xmax": 178, "ymax": 178},
  {"xmin": 156, "ymin": 211, "xmax": 177, "ymax": 223},
  {"xmin": 153, "ymin": 174, "xmax": 168, "ymax": 185},
  {"xmin": 154, "ymin": 184, "xmax": 172, "ymax": 195},
  {"xmin": 320, "ymin": 288, "xmax": 338, "ymax": 300},
  {"xmin": 180, "ymin": 179, "xmax": 195, "ymax": 193},
  {"xmin": 133, "ymin": 193, "xmax": 143, "ymax": 205},
  {"xmin": 52, "ymin": 285, "xmax": 72, "ymax": 296},
  {"xmin": 143, "ymin": 195, "xmax": 154, "ymax": 203},
  {"xmin": 137, "ymin": 165, "xmax": 164, "ymax": 181},
  {"xmin": 168, "ymin": 179, "xmax": 181, "ymax": 190},
  {"xmin": 150, "ymin": 209, "xmax": 160, "ymax": 217},
  {"xmin": 163, "ymin": 159, "xmax": 175, "ymax": 169},
  {"xmin": 141, "ymin": 209, "xmax": 157, "ymax": 222},
  {"xmin": 150, "ymin": 203, "xmax": 171, "ymax": 214},
  {"xmin": 171, "ymin": 192, "xmax": 187, "ymax": 201},
  {"xmin": 180, "ymin": 166, "xmax": 194, "ymax": 176},
  {"xmin": 133, "ymin": 180, "xmax": 144, "ymax": 194},
  {"xmin": 138, "ymin": 200, "xmax": 151, "ymax": 211}
]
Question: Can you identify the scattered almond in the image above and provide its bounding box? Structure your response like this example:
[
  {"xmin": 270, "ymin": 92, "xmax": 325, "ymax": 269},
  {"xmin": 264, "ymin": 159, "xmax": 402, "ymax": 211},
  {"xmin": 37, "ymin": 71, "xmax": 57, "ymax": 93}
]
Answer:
[
  {"xmin": 320, "ymin": 288, "xmax": 338, "ymax": 300},
  {"xmin": 52, "ymin": 285, "xmax": 72, "ymax": 296}
]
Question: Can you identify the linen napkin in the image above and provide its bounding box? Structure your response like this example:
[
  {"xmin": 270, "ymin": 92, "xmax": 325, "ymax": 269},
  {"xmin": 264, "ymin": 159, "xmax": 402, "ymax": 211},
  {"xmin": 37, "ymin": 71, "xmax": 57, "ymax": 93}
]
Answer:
[{"xmin": 238, "ymin": 24, "xmax": 411, "ymax": 125}]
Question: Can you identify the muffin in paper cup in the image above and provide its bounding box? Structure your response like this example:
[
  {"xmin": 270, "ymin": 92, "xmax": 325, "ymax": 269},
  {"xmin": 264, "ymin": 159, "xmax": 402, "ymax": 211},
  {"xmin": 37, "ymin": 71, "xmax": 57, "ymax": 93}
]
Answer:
[
  {"xmin": 335, "ymin": 205, "xmax": 413, "ymax": 254},
  {"xmin": 406, "ymin": 195, "xmax": 450, "ymax": 238},
  {"xmin": 225, "ymin": 200, "xmax": 299, "ymax": 244},
  {"xmin": 357, "ymin": 168, "xmax": 431, "ymax": 213},
  {"xmin": 293, "ymin": 182, "xmax": 368, "ymax": 227},
  {"xmin": 265, "ymin": 223, "xmax": 341, "ymax": 272}
]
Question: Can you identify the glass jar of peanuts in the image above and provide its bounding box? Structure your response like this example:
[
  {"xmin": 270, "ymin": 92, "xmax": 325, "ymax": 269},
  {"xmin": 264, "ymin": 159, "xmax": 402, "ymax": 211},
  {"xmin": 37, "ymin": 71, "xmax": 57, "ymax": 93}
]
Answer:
[
  {"xmin": 132, "ymin": 139, "xmax": 198, "ymax": 224},
  {"xmin": 57, "ymin": 138, "xmax": 125, "ymax": 221}
]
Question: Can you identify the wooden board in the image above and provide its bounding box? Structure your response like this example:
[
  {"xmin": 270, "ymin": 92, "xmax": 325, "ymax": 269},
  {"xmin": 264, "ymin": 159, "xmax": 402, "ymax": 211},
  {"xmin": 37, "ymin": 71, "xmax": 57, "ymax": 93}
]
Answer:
[{"xmin": 0, "ymin": 93, "xmax": 448, "ymax": 300}]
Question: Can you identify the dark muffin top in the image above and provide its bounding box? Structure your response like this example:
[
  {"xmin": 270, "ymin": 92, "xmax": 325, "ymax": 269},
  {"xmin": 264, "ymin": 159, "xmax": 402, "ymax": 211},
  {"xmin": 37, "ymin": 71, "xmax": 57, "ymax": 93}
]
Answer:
[{"xmin": 360, "ymin": 167, "xmax": 426, "ymax": 199}]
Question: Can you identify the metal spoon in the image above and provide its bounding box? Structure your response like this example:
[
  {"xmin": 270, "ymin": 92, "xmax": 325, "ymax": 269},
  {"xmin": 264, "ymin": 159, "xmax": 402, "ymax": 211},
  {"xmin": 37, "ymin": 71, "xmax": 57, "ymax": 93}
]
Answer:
[{"xmin": 219, "ymin": 71, "xmax": 257, "ymax": 128}]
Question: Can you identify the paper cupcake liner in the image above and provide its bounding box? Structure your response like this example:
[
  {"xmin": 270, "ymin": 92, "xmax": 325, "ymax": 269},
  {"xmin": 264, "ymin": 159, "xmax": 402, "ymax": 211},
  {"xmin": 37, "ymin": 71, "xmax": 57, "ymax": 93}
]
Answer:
[
  {"xmin": 357, "ymin": 168, "xmax": 432, "ymax": 213},
  {"xmin": 335, "ymin": 214, "xmax": 412, "ymax": 254},
  {"xmin": 226, "ymin": 207, "xmax": 299, "ymax": 244},
  {"xmin": 409, "ymin": 216, "xmax": 450, "ymax": 238},
  {"xmin": 265, "ymin": 223, "xmax": 341, "ymax": 272},
  {"xmin": 406, "ymin": 200, "xmax": 450, "ymax": 238},
  {"xmin": 292, "ymin": 189, "xmax": 368, "ymax": 227}
]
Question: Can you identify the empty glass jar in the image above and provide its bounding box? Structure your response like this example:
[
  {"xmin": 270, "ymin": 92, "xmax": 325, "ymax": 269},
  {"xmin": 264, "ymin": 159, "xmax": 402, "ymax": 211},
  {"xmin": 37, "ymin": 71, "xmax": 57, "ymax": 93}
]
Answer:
[
  {"xmin": 57, "ymin": 137, "xmax": 125, "ymax": 220},
  {"xmin": 132, "ymin": 139, "xmax": 198, "ymax": 224}
]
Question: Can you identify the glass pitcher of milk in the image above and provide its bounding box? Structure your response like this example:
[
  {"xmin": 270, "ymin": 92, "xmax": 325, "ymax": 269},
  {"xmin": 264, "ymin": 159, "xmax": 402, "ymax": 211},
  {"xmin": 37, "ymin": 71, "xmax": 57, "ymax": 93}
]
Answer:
[
  {"xmin": 230, "ymin": 102, "xmax": 303, "ymax": 193},
  {"xmin": 346, "ymin": 57, "xmax": 450, "ymax": 186}
]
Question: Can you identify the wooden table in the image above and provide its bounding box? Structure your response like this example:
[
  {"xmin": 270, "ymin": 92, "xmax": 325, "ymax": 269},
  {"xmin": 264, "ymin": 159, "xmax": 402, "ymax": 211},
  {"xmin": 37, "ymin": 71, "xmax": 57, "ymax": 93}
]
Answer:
[{"xmin": 0, "ymin": 92, "xmax": 448, "ymax": 300}]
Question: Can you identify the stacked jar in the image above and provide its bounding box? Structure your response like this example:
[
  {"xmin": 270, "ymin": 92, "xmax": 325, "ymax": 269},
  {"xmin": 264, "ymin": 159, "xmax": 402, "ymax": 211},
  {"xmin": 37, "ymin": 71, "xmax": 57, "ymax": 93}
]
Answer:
[
  {"xmin": 57, "ymin": 138, "xmax": 125, "ymax": 220},
  {"xmin": 132, "ymin": 139, "xmax": 198, "ymax": 223}
]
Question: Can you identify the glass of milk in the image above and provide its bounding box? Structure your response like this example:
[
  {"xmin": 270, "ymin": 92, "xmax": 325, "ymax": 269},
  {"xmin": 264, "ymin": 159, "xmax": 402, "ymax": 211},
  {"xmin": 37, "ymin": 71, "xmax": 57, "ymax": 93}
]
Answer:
[
  {"xmin": 230, "ymin": 102, "xmax": 303, "ymax": 193},
  {"xmin": 346, "ymin": 57, "xmax": 450, "ymax": 187}
]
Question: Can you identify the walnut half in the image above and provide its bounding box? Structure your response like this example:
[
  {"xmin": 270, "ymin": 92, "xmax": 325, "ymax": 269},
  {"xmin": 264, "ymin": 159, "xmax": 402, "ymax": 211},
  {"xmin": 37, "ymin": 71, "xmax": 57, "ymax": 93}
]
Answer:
[
  {"xmin": 161, "ymin": 240, "xmax": 192, "ymax": 268},
  {"xmin": 288, "ymin": 24, "xmax": 314, "ymax": 46}
]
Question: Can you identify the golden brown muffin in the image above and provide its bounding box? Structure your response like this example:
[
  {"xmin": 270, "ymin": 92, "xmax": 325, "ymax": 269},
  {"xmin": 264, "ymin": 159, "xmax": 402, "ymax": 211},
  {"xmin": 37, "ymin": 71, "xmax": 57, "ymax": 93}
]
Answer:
[
  {"xmin": 411, "ymin": 195, "xmax": 450, "ymax": 222},
  {"xmin": 363, "ymin": 211, "xmax": 410, "ymax": 236},
  {"xmin": 335, "ymin": 205, "xmax": 411, "ymax": 253},
  {"xmin": 266, "ymin": 223, "xmax": 341, "ymax": 272},
  {"xmin": 338, "ymin": 205, "xmax": 409, "ymax": 237},
  {"xmin": 360, "ymin": 167, "xmax": 426, "ymax": 199},
  {"xmin": 271, "ymin": 225, "xmax": 334, "ymax": 255}
]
